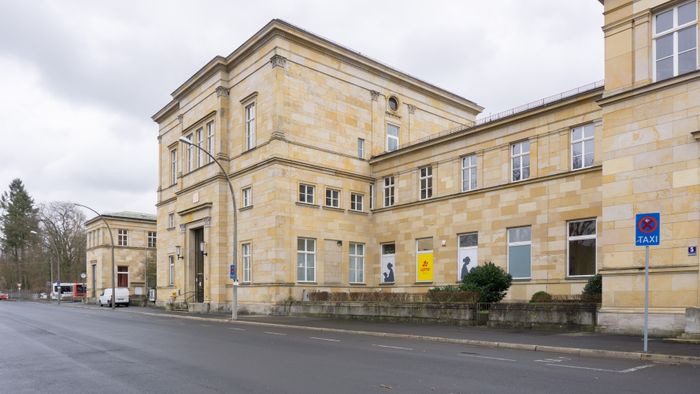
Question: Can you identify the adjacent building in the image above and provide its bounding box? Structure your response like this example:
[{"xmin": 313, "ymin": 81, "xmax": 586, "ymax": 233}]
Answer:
[{"xmin": 153, "ymin": 1, "xmax": 699, "ymax": 336}]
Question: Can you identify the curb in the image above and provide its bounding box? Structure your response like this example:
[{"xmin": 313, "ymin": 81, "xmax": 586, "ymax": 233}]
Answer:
[{"xmin": 131, "ymin": 310, "xmax": 700, "ymax": 366}]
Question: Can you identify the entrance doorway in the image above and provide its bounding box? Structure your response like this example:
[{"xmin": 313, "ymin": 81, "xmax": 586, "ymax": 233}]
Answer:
[{"xmin": 193, "ymin": 228, "xmax": 204, "ymax": 303}]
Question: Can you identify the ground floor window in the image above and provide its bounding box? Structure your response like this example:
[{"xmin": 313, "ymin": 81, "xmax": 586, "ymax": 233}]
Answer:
[
  {"xmin": 381, "ymin": 243, "xmax": 396, "ymax": 284},
  {"xmin": 117, "ymin": 266, "xmax": 129, "ymax": 287},
  {"xmin": 457, "ymin": 233, "xmax": 478, "ymax": 281},
  {"xmin": 349, "ymin": 242, "xmax": 364, "ymax": 283},
  {"xmin": 91, "ymin": 263, "xmax": 97, "ymax": 297},
  {"xmin": 242, "ymin": 242, "xmax": 252, "ymax": 283},
  {"xmin": 568, "ymin": 219, "xmax": 596, "ymax": 277},
  {"xmin": 508, "ymin": 226, "xmax": 531, "ymax": 279},
  {"xmin": 168, "ymin": 256, "xmax": 174, "ymax": 286},
  {"xmin": 297, "ymin": 238, "xmax": 316, "ymax": 282},
  {"xmin": 416, "ymin": 237, "xmax": 434, "ymax": 282}
]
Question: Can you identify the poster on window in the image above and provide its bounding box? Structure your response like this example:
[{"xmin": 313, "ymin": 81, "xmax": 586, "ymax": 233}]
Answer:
[
  {"xmin": 457, "ymin": 247, "xmax": 477, "ymax": 282},
  {"xmin": 416, "ymin": 252, "xmax": 434, "ymax": 282},
  {"xmin": 381, "ymin": 254, "xmax": 395, "ymax": 284}
]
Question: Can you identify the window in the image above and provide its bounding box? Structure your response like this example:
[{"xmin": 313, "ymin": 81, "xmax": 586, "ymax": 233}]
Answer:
[
  {"xmin": 325, "ymin": 188, "xmax": 340, "ymax": 208},
  {"xmin": 245, "ymin": 102, "xmax": 256, "ymax": 151},
  {"xmin": 147, "ymin": 231, "xmax": 157, "ymax": 248},
  {"xmin": 168, "ymin": 213, "xmax": 175, "ymax": 229},
  {"xmin": 170, "ymin": 149, "xmax": 177, "ymax": 185},
  {"xmin": 508, "ymin": 226, "xmax": 531, "ymax": 279},
  {"xmin": 91, "ymin": 263, "xmax": 96, "ymax": 297},
  {"xmin": 242, "ymin": 187, "xmax": 252, "ymax": 208},
  {"xmin": 380, "ymin": 243, "xmax": 396, "ymax": 284},
  {"xmin": 350, "ymin": 193, "xmax": 364, "ymax": 211},
  {"xmin": 462, "ymin": 155, "xmax": 477, "ymax": 191},
  {"xmin": 185, "ymin": 133, "xmax": 193, "ymax": 172},
  {"xmin": 416, "ymin": 237, "xmax": 434, "ymax": 282},
  {"xmin": 299, "ymin": 184, "xmax": 315, "ymax": 204},
  {"xmin": 196, "ymin": 127, "xmax": 204, "ymax": 168},
  {"xmin": 458, "ymin": 233, "xmax": 478, "ymax": 281},
  {"xmin": 297, "ymin": 238, "xmax": 316, "ymax": 282},
  {"xmin": 383, "ymin": 176, "xmax": 395, "ymax": 207},
  {"xmin": 511, "ymin": 141, "xmax": 530, "ymax": 182},
  {"xmin": 349, "ymin": 242, "xmax": 364, "ymax": 283},
  {"xmin": 168, "ymin": 255, "xmax": 174, "ymax": 286},
  {"xmin": 117, "ymin": 266, "xmax": 129, "ymax": 287},
  {"xmin": 357, "ymin": 138, "xmax": 365, "ymax": 159},
  {"xmin": 206, "ymin": 121, "xmax": 215, "ymax": 163},
  {"xmin": 242, "ymin": 242, "xmax": 252, "ymax": 283},
  {"xmin": 419, "ymin": 166, "xmax": 433, "ymax": 200},
  {"xmin": 571, "ymin": 124, "xmax": 595, "ymax": 170},
  {"xmin": 654, "ymin": 1, "xmax": 697, "ymax": 81},
  {"xmin": 369, "ymin": 184, "xmax": 374, "ymax": 210},
  {"xmin": 117, "ymin": 229, "xmax": 128, "ymax": 247},
  {"xmin": 388, "ymin": 96, "xmax": 399, "ymax": 111},
  {"xmin": 568, "ymin": 219, "xmax": 597, "ymax": 277},
  {"xmin": 386, "ymin": 124, "xmax": 399, "ymax": 152}
]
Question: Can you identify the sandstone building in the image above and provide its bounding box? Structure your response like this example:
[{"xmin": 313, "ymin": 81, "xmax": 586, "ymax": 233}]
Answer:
[
  {"xmin": 153, "ymin": 1, "xmax": 699, "ymax": 335},
  {"xmin": 85, "ymin": 212, "xmax": 157, "ymax": 302}
]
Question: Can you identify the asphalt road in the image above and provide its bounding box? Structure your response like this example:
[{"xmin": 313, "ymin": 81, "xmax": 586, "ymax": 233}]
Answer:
[{"xmin": 1, "ymin": 302, "xmax": 699, "ymax": 394}]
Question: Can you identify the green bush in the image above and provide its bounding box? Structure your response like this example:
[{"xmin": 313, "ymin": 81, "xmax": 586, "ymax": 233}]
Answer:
[
  {"xmin": 530, "ymin": 291, "xmax": 553, "ymax": 303},
  {"xmin": 427, "ymin": 286, "xmax": 479, "ymax": 303},
  {"xmin": 582, "ymin": 274, "xmax": 602, "ymax": 296},
  {"xmin": 459, "ymin": 262, "xmax": 512, "ymax": 303}
]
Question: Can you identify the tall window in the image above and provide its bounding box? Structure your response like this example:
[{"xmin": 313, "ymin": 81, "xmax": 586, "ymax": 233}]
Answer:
[
  {"xmin": 572, "ymin": 124, "xmax": 595, "ymax": 170},
  {"xmin": 245, "ymin": 102, "xmax": 256, "ymax": 151},
  {"xmin": 299, "ymin": 184, "xmax": 315, "ymax": 204},
  {"xmin": 91, "ymin": 263, "xmax": 97, "ymax": 297},
  {"xmin": 117, "ymin": 266, "xmax": 129, "ymax": 287},
  {"xmin": 147, "ymin": 231, "xmax": 157, "ymax": 248},
  {"xmin": 168, "ymin": 213, "xmax": 175, "ymax": 229},
  {"xmin": 357, "ymin": 138, "xmax": 365, "ymax": 159},
  {"xmin": 350, "ymin": 193, "xmax": 364, "ymax": 211},
  {"xmin": 170, "ymin": 149, "xmax": 177, "ymax": 185},
  {"xmin": 196, "ymin": 128, "xmax": 204, "ymax": 168},
  {"xmin": 168, "ymin": 255, "xmax": 174, "ymax": 286},
  {"xmin": 117, "ymin": 229, "xmax": 128, "ymax": 247},
  {"xmin": 511, "ymin": 141, "xmax": 530, "ymax": 182},
  {"xmin": 383, "ymin": 176, "xmax": 395, "ymax": 207},
  {"xmin": 369, "ymin": 184, "xmax": 374, "ymax": 210},
  {"xmin": 568, "ymin": 219, "xmax": 597, "ymax": 277},
  {"xmin": 462, "ymin": 154, "xmax": 477, "ymax": 191},
  {"xmin": 386, "ymin": 124, "xmax": 399, "ymax": 152},
  {"xmin": 508, "ymin": 226, "xmax": 531, "ymax": 279},
  {"xmin": 206, "ymin": 121, "xmax": 215, "ymax": 163},
  {"xmin": 654, "ymin": 1, "xmax": 697, "ymax": 81},
  {"xmin": 419, "ymin": 166, "xmax": 433, "ymax": 200},
  {"xmin": 185, "ymin": 133, "xmax": 193, "ymax": 172},
  {"xmin": 297, "ymin": 238, "xmax": 316, "ymax": 282},
  {"xmin": 242, "ymin": 187, "xmax": 252, "ymax": 208},
  {"xmin": 325, "ymin": 188, "xmax": 340, "ymax": 208},
  {"xmin": 242, "ymin": 242, "xmax": 252, "ymax": 283},
  {"xmin": 349, "ymin": 242, "xmax": 364, "ymax": 283}
]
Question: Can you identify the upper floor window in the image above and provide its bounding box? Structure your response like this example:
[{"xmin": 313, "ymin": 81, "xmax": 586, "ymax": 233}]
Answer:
[
  {"xmin": 325, "ymin": 188, "xmax": 340, "ymax": 208},
  {"xmin": 350, "ymin": 193, "xmax": 364, "ymax": 211},
  {"xmin": 245, "ymin": 102, "xmax": 256, "ymax": 151},
  {"xmin": 118, "ymin": 229, "xmax": 128, "ymax": 247},
  {"xmin": 206, "ymin": 121, "xmax": 215, "ymax": 163},
  {"xmin": 242, "ymin": 187, "xmax": 252, "ymax": 208},
  {"xmin": 383, "ymin": 176, "xmax": 395, "ymax": 207},
  {"xmin": 357, "ymin": 138, "xmax": 365, "ymax": 159},
  {"xmin": 299, "ymin": 184, "xmax": 315, "ymax": 204},
  {"xmin": 167, "ymin": 213, "xmax": 175, "ymax": 229},
  {"xmin": 147, "ymin": 231, "xmax": 157, "ymax": 248},
  {"xmin": 654, "ymin": 1, "xmax": 697, "ymax": 81},
  {"xmin": 196, "ymin": 127, "xmax": 204, "ymax": 168},
  {"xmin": 369, "ymin": 184, "xmax": 374, "ymax": 210},
  {"xmin": 170, "ymin": 149, "xmax": 177, "ymax": 185},
  {"xmin": 386, "ymin": 124, "xmax": 399, "ymax": 152},
  {"xmin": 511, "ymin": 141, "xmax": 530, "ymax": 182},
  {"xmin": 461, "ymin": 155, "xmax": 477, "ymax": 192},
  {"xmin": 419, "ymin": 166, "xmax": 433, "ymax": 200},
  {"xmin": 185, "ymin": 134, "xmax": 193, "ymax": 172},
  {"xmin": 572, "ymin": 124, "xmax": 595, "ymax": 170}
]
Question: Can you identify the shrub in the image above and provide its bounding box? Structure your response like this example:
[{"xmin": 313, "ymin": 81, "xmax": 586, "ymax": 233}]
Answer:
[
  {"xmin": 427, "ymin": 285, "xmax": 479, "ymax": 303},
  {"xmin": 582, "ymin": 274, "xmax": 602, "ymax": 296},
  {"xmin": 459, "ymin": 262, "xmax": 512, "ymax": 303},
  {"xmin": 530, "ymin": 291, "xmax": 553, "ymax": 303}
]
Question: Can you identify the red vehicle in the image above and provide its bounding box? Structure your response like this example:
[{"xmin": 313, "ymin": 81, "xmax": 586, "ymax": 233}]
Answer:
[
  {"xmin": 51, "ymin": 283, "xmax": 86, "ymax": 301},
  {"xmin": 0, "ymin": 292, "xmax": 8, "ymax": 300}
]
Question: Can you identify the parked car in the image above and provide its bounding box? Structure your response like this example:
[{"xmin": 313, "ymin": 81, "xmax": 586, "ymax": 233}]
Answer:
[
  {"xmin": 98, "ymin": 288, "xmax": 130, "ymax": 307},
  {"xmin": 0, "ymin": 292, "xmax": 8, "ymax": 300},
  {"xmin": 39, "ymin": 292, "xmax": 48, "ymax": 300}
]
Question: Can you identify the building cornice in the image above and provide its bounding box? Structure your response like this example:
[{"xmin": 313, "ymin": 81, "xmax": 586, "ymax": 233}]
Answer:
[
  {"xmin": 85, "ymin": 215, "xmax": 156, "ymax": 227},
  {"xmin": 598, "ymin": 70, "xmax": 700, "ymax": 106}
]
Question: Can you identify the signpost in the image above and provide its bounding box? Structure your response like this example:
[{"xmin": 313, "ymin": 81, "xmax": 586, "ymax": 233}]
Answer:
[
  {"xmin": 230, "ymin": 264, "xmax": 238, "ymax": 320},
  {"xmin": 635, "ymin": 212, "xmax": 660, "ymax": 353}
]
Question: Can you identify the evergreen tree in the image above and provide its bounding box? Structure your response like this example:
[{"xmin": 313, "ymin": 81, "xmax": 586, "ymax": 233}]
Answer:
[{"xmin": 0, "ymin": 179, "xmax": 39, "ymax": 289}]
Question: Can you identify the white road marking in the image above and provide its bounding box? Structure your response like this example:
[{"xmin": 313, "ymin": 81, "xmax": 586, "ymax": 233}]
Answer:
[
  {"xmin": 264, "ymin": 331, "xmax": 287, "ymax": 336},
  {"xmin": 310, "ymin": 336, "xmax": 340, "ymax": 342},
  {"xmin": 545, "ymin": 363, "xmax": 655, "ymax": 374},
  {"xmin": 228, "ymin": 327, "xmax": 246, "ymax": 331},
  {"xmin": 460, "ymin": 354, "xmax": 516, "ymax": 362},
  {"xmin": 372, "ymin": 344, "xmax": 413, "ymax": 351},
  {"xmin": 619, "ymin": 364, "xmax": 656, "ymax": 374}
]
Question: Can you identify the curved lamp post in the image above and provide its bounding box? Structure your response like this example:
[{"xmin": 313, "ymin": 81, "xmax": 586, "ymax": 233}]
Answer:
[
  {"xmin": 74, "ymin": 203, "xmax": 116, "ymax": 310},
  {"xmin": 178, "ymin": 136, "xmax": 238, "ymax": 319}
]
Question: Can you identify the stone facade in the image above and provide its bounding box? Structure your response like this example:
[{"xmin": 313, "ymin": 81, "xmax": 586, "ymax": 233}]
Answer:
[{"xmin": 85, "ymin": 212, "xmax": 156, "ymax": 302}]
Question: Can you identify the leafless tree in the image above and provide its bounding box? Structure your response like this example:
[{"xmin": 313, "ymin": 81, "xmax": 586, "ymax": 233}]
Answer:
[{"xmin": 38, "ymin": 202, "xmax": 86, "ymax": 285}]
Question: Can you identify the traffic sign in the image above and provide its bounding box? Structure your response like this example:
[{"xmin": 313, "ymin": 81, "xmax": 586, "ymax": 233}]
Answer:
[
  {"xmin": 635, "ymin": 213, "xmax": 660, "ymax": 246},
  {"xmin": 229, "ymin": 264, "xmax": 237, "ymax": 281},
  {"xmin": 690, "ymin": 246, "xmax": 697, "ymax": 256}
]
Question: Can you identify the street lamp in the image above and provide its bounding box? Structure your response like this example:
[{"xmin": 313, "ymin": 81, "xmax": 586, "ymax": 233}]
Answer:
[{"xmin": 178, "ymin": 136, "xmax": 239, "ymax": 319}]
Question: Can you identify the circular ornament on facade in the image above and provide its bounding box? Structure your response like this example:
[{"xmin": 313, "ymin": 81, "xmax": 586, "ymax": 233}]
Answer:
[{"xmin": 388, "ymin": 96, "xmax": 399, "ymax": 111}]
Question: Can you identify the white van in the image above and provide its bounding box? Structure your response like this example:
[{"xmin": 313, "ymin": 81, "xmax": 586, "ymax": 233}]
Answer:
[{"xmin": 98, "ymin": 288, "xmax": 130, "ymax": 307}]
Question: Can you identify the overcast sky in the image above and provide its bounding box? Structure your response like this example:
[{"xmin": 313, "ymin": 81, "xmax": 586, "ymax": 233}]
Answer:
[{"xmin": 0, "ymin": 0, "xmax": 604, "ymax": 216}]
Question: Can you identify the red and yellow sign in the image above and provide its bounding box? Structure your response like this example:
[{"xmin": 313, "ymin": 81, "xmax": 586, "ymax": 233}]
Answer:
[{"xmin": 416, "ymin": 252, "xmax": 434, "ymax": 282}]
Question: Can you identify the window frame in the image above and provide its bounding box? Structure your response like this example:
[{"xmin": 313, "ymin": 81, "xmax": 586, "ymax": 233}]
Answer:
[
  {"xmin": 461, "ymin": 154, "xmax": 477, "ymax": 192},
  {"xmin": 652, "ymin": 0, "xmax": 698, "ymax": 81},
  {"xmin": 567, "ymin": 218, "xmax": 597, "ymax": 278},
  {"xmin": 349, "ymin": 242, "xmax": 365, "ymax": 284},
  {"xmin": 369, "ymin": 184, "xmax": 374, "ymax": 210},
  {"xmin": 242, "ymin": 187, "xmax": 252, "ymax": 208},
  {"xmin": 357, "ymin": 138, "xmax": 365, "ymax": 159},
  {"xmin": 168, "ymin": 255, "xmax": 175, "ymax": 286},
  {"xmin": 350, "ymin": 192, "xmax": 364, "ymax": 212},
  {"xmin": 245, "ymin": 102, "xmax": 256, "ymax": 151},
  {"xmin": 511, "ymin": 140, "xmax": 531, "ymax": 182},
  {"xmin": 185, "ymin": 133, "xmax": 193, "ymax": 172},
  {"xmin": 296, "ymin": 237, "xmax": 316, "ymax": 283},
  {"xmin": 383, "ymin": 176, "xmax": 395, "ymax": 207},
  {"xmin": 147, "ymin": 231, "xmax": 157, "ymax": 248},
  {"xmin": 386, "ymin": 123, "xmax": 400, "ymax": 152},
  {"xmin": 571, "ymin": 124, "xmax": 595, "ymax": 170},
  {"xmin": 117, "ymin": 229, "xmax": 128, "ymax": 247},
  {"xmin": 419, "ymin": 166, "xmax": 433, "ymax": 200},
  {"xmin": 170, "ymin": 148, "xmax": 177, "ymax": 185},
  {"xmin": 196, "ymin": 127, "xmax": 204, "ymax": 168},
  {"xmin": 299, "ymin": 183, "xmax": 315, "ymax": 204},
  {"xmin": 167, "ymin": 213, "xmax": 175, "ymax": 229},
  {"xmin": 242, "ymin": 242, "xmax": 252, "ymax": 283},
  {"xmin": 325, "ymin": 188, "xmax": 340, "ymax": 208},
  {"xmin": 206, "ymin": 121, "xmax": 215, "ymax": 163},
  {"xmin": 507, "ymin": 226, "xmax": 532, "ymax": 280},
  {"xmin": 117, "ymin": 265, "xmax": 129, "ymax": 287}
]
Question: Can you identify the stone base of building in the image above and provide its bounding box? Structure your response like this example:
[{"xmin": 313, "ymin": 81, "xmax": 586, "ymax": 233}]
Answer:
[{"xmin": 597, "ymin": 308, "xmax": 686, "ymax": 337}]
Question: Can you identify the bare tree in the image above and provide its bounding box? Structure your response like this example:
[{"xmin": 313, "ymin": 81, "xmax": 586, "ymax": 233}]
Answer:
[{"xmin": 39, "ymin": 202, "xmax": 86, "ymax": 284}]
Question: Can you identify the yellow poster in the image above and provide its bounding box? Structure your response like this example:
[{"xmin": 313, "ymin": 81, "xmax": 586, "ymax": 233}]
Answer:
[{"xmin": 416, "ymin": 252, "xmax": 434, "ymax": 282}]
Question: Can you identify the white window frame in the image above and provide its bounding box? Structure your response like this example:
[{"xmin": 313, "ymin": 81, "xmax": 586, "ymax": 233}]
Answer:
[
  {"xmin": 297, "ymin": 237, "xmax": 316, "ymax": 282},
  {"xmin": 511, "ymin": 141, "xmax": 530, "ymax": 182},
  {"xmin": 168, "ymin": 255, "xmax": 174, "ymax": 286},
  {"xmin": 350, "ymin": 193, "xmax": 364, "ymax": 212},
  {"xmin": 349, "ymin": 242, "xmax": 365, "ymax": 284},
  {"xmin": 245, "ymin": 102, "xmax": 256, "ymax": 151},
  {"xmin": 325, "ymin": 188, "xmax": 340, "ymax": 208},
  {"xmin": 242, "ymin": 242, "xmax": 252, "ymax": 283},
  {"xmin": 170, "ymin": 149, "xmax": 177, "ymax": 185},
  {"xmin": 242, "ymin": 187, "xmax": 252, "ymax": 208},
  {"xmin": 461, "ymin": 154, "xmax": 477, "ymax": 192},
  {"xmin": 567, "ymin": 219, "xmax": 597, "ymax": 278},
  {"xmin": 357, "ymin": 138, "xmax": 365, "ymax": 159},
  {"xmin": 168, "ymin": 213, "xmax": 175, "ymax": 229},
  {"xmin": 419, "ymin": 166, "xmax": 433, "ymax": 200},
  {"xmin": 415, "ymin": 237, "xmax": 433, "ymax": 283},
  {"xmin": 299, "ymin": 184, "xmax": 315, "ymax": 204},
  {"xmin": 206, "ymin": 121, "xmax": 215, "ymax": 163},
  {"xmin": 571, "ymin": 124, "xmax": 595, "ymax": 170},
  {"xmin": 386, "ymin": 124, "xmax": 399, "ymax": 152},
  {"xmin": 117, "ymin": 229, "xmax": 128, "ymax": 247},
  {"xmin": 383, "ymin": 176, "xmax": 395, "ymax": 207},
  {"xmin": 196, "ymin": 127, "xmax": 204, "ymax": 168},
  {"xmin": 185, "ymin": 133, "xmax": 193, "ymax": 172},
  {"xmin": 147, "ymin": 231, "xmax": 157, "ymax": 248},
  {"xmin": 507, "ymin": 226, "xmax": 532, "ymax": 280},
  {"xmin": 653, "ymin": 0, "xmax": 698, "ymax": 81}
]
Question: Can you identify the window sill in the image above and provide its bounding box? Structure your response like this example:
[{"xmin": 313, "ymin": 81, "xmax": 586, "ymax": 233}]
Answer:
[
  {"xmin": 297, "ymin": 281, "xmax": 317, "ymax": 284},
  {"xmin": 511, "ymin": 277, "xmax": 532, "ymax": 282},
  {"xmin": 296, "ymin": 202, "xmax": 319, "ymax": 209},
  {"xmin": 348, "ymin": 210, "xmax": 368, "ymax": 216},
  {"xmin": 349, "ymin": 282, "xmax": 366, "ymax": 286},
  {"xmin": 565, "ymin": 275, "xmax": 593, "ymax": 281},
  {"xmin": 239, "ymin": 205, "xmax": 253, "ymax": 212},
  {"xmin": 379, "ymin": 282, "xmax": 395, "ymax": 286},
  {"xmin": 322, "ymin": 206, "xmax": 345, "ymax": 212}
]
